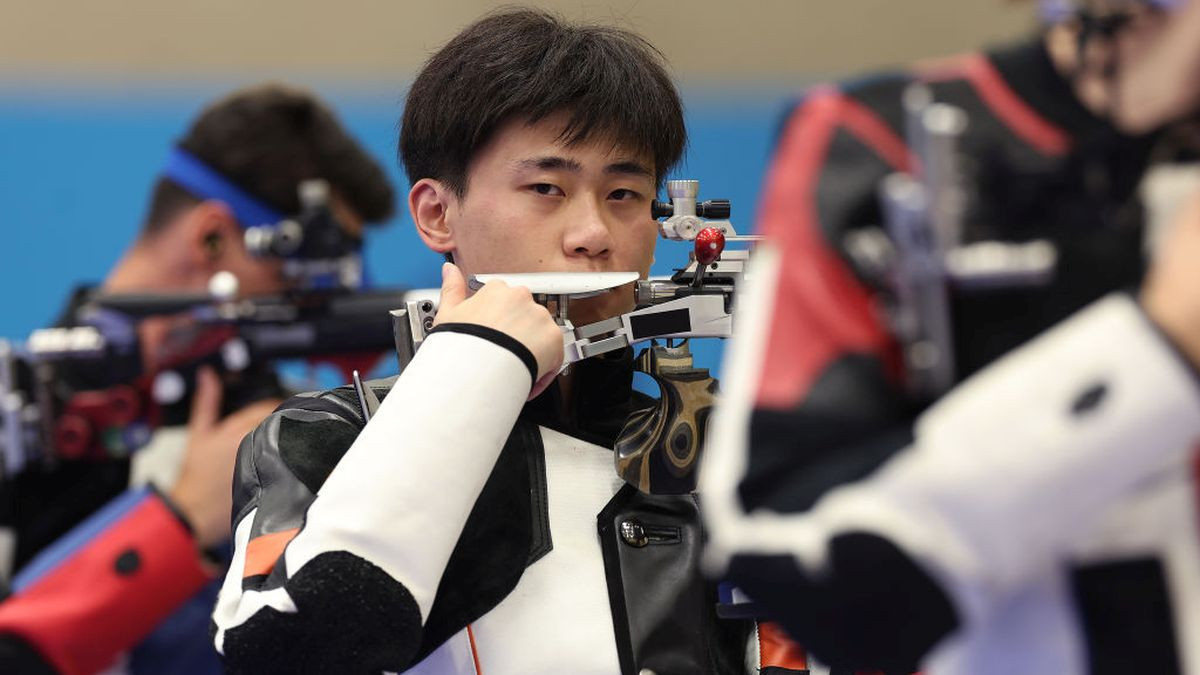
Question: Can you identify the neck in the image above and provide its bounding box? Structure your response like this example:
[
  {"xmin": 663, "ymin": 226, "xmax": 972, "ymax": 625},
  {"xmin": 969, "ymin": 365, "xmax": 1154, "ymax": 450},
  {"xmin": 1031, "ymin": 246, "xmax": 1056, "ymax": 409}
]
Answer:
[{"xmin": 103, "ymin": 238, "xmax": 178, "ymax": 292}]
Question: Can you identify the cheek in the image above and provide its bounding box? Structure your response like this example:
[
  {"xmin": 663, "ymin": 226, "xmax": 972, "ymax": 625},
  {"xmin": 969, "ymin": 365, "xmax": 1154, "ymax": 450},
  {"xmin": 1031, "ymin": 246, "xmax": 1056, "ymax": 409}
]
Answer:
[
  {"xmin": 452, "ymin": 196, "xmax": 541, "ymax": 272},
  {"xmin": 624, "ymin": 220, "xmax": 659, "ymax": 272},
  {"xmin": 455, "ymin": 196, "xmax": 523, "ymax": 246}
]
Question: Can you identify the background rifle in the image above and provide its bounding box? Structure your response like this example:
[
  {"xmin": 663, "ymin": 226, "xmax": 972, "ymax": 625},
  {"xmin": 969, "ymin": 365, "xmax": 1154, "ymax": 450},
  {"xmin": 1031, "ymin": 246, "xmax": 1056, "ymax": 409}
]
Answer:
[
  {"xmin": 846, "ymin": 84, "xmax": 1058, "ymax": 401},
  {"xmin": 0, "ymin": 180, "xmax": 421, "ymax": 480}
]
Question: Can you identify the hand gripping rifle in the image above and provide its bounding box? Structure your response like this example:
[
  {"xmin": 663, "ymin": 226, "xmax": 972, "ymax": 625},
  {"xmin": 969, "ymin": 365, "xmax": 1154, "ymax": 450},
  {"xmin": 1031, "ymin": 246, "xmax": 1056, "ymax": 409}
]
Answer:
[{"xmin": 385, "ymin": 180, "xmax": 758, "ymax": 494}]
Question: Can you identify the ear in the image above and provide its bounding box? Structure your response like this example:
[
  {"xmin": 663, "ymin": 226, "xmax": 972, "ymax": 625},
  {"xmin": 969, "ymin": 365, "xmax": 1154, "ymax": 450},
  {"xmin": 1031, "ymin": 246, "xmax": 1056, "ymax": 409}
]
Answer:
[
  {"xmin": 180, "ymin": 200, "xmax": 241, "ymax": 272},
  {"xmin": 409, "ymin": 178, "xmax": 457, "ymax": 255}
]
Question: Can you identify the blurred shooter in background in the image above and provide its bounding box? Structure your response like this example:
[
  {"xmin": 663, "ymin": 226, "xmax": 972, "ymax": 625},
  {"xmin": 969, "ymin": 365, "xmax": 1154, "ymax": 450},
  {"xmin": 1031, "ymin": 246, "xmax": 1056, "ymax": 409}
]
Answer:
[
  {"xmin": 0, "ymin": 83, "xmax": 395, "ymax": 675},
  {"xmin": 703, "ymin": 0, "xmax": 1200, "ymax": 673}
]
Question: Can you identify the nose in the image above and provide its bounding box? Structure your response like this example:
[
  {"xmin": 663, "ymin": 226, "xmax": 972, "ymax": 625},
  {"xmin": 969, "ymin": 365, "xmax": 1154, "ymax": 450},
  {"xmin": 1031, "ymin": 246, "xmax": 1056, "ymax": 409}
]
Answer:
[{"xmin": 562, "ymin": 199, "xmax": 614, "ymax": 259}]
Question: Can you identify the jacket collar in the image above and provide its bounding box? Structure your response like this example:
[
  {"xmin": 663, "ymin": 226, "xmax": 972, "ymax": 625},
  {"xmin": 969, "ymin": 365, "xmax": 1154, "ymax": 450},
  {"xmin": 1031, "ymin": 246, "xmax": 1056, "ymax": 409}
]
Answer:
[{"xmin": 521, "ymin": 346, "xmax": 646, "ymax": 448}]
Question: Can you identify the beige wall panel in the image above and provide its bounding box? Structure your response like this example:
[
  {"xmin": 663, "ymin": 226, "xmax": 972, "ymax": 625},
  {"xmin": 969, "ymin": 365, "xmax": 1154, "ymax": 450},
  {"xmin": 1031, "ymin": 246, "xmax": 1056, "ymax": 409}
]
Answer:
[{"xmin": 0, "ymin": 1, "xmax": 1037, "ymax": 85}]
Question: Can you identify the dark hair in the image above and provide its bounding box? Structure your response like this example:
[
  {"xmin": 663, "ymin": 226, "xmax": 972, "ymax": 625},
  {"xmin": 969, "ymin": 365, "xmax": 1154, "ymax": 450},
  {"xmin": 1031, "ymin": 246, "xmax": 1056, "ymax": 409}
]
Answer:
[
  {"xmin": 400, "ymin": 8, "xmax": 686, "ymax": 197},
  {"xmin": 141, "ymin": 83, "xmax": 395, "ymax": 236}
]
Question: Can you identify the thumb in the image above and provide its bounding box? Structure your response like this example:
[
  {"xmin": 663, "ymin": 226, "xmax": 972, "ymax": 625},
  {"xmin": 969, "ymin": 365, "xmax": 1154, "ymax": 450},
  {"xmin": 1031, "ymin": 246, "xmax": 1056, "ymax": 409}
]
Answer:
[
  {"xmin": 528, "ymin": 369, "xmax": 559, "ymax": 401},
  {"xmin": 188, "ymin": 366, "xmax": 223, "ymax": 432},
  {"xmin": 435, "ymin": 262, "xmax": 468, "ymax": 321}
]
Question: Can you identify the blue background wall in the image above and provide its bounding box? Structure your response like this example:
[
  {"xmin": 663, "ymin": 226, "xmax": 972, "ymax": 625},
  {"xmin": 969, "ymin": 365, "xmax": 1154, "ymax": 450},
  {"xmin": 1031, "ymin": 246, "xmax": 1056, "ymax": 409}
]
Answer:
[
  {"xmin": 0, "ymin": 85, "xmax": 793, "ymax": 378},
  {"xmin": 0, "ymin": 0, "xmax": 1036, "ymax": 379}
]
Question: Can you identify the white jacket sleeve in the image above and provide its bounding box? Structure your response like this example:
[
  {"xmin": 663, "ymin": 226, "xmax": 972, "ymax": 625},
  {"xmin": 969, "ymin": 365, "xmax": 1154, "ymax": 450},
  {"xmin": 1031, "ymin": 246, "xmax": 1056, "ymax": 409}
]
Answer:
[{"xmin": 212, "ymin": 327, "xmax": 536, "ymax": 672}]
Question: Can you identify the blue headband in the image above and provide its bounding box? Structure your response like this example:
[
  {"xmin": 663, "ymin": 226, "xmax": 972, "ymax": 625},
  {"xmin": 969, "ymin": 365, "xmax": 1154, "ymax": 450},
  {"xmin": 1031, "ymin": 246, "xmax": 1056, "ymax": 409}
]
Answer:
[{"xmin": 161, "ymin": 147, "xmax": 285, "ymax": 228}]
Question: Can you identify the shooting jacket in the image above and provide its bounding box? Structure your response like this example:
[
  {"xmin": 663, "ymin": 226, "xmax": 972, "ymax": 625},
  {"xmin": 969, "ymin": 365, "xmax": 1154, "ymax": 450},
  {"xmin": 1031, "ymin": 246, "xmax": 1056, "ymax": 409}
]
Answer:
[
  {"xmin": 702, "ymin": 38, "xmax": 1200, "ymax": 674},
  {"xmin": 212, "ymin": 326, "xmax": 758, "ymax": 675}
]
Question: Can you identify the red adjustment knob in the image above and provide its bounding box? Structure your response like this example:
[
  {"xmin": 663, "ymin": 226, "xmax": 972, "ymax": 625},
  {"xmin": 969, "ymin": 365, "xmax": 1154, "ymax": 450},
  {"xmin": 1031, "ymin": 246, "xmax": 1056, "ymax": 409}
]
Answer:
[
  {"xmin": 55, "ymin": 414, "xmax": 93, "ymax": 460},
  {"xmin": 694, "ymin": 227, "xmax": 725, "ymax": 266}
]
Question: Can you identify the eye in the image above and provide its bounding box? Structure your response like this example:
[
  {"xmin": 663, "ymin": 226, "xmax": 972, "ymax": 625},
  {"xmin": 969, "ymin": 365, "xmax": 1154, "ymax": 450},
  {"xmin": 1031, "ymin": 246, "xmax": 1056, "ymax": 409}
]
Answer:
[
  {"xmin": 529, "ymin": 183, "xmax": 564, "ymax": 196},
  {"xmin": 609, "ymin": 188, "xmax": 643, "ymax": 201}
]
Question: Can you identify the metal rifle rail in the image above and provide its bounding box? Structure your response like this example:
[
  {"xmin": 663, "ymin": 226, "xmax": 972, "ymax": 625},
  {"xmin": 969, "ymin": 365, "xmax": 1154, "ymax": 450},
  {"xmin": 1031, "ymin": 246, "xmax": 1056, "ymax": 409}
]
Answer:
[
  {"xmin": 849, "ymin": 83, "xmax": 1058, "ymax": 401},
  {"xmin": 0, "ymin": 285, "xmax": 422, "ymax": 480},
  {"xmin": 388, "ymin": 178, "xmax": 756, "ymax": 495},
  {"xmin": 391, "ymin": 178, "xmax": 757, "ymax": 374}
]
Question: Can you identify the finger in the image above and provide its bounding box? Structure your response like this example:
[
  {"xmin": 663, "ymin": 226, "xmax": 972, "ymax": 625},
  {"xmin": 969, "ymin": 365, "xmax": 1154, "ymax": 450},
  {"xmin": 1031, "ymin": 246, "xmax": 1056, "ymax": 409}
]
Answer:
[
  {"xmin": 434, "ymin": 262, "xmax": 468, "ymax": 323},
  {"xmin": 188, "ymin": 366, "xmax": 223, "ymax": 432}
]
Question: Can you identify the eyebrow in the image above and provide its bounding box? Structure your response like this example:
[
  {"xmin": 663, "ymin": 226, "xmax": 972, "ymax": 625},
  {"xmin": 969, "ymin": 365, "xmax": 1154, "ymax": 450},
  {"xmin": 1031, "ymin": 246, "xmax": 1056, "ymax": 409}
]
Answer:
[
  {"xmin": 514, "ymin": 156, "xmax": 653, "ymax": 179},
  {"xmin": 604, "ymin": 161, "xmax": 654, "ymax": 179},
  {"xmin": 515, "ymin": 156, "xmax": 582, "ymax": 173}
]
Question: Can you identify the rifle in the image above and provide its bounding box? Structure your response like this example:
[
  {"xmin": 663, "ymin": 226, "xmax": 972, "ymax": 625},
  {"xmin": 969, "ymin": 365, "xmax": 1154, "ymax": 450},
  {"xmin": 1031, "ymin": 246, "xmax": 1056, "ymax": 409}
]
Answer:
[
  {"xmin": 0, "ymin": 180, "xmax": 421, "ymax": 480},
  {"xmin": 845, "ymin": 84, "xmax": 1058, "ymax": 401},
  {"xmin": 385, "ymin": 179, "xmax": 758, "ymax": 494}
]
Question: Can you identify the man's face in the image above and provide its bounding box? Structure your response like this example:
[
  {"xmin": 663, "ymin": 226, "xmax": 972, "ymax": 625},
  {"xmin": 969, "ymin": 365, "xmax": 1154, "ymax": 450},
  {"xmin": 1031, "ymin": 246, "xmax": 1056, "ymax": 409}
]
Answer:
[
  {"xmin": 1110, "ymin": 0, "xmax": 1200, "ymax": 134},
  {"xmin": 1053, "ymin": 0, "xmax": 1200, "ymax": 134},
  {"xmin": 443, "ymin": 114, "xmax": 659, "ymax": 325}
]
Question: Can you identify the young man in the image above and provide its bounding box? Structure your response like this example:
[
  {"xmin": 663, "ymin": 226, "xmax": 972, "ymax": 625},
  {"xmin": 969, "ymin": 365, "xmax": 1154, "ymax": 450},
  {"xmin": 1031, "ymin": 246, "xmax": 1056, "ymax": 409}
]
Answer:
[
  {"xmin": 703, "ymin": 0, "xmax": 1200, "ymax": 672},
  {"xmin": 212, "ymin": 10, "xmax": 756, "ymax": 675},
  {"xmin": 0, "ymin": 83, "xmax": 394, "ymax": 674}
]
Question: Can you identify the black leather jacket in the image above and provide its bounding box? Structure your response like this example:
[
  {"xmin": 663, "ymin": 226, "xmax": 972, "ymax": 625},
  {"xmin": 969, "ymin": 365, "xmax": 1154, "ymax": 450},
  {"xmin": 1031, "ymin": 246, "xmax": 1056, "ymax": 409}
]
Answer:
[{"xmin": 214, "ymin": 329, "xmax": 747, "ymax": 675}]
